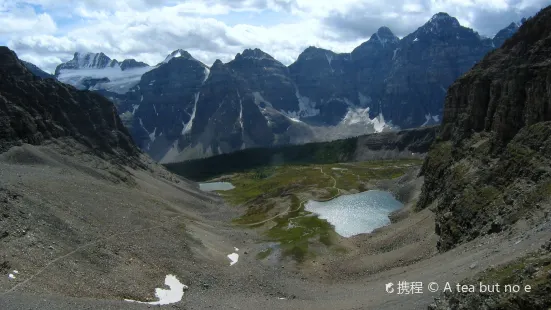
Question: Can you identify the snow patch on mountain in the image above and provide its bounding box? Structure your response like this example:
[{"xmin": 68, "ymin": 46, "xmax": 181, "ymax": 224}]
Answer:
[
  {"xmin": 57, "ymin": 66, "xmax": 154, "ymax": 94},
  {"xmin": 163, "ymin": 49, "xmax": 192, "ymax": 64},
  {"xmin": 293, "ymin": 90, "xmax": 320, "ymax": 118},
  {"xmin": 132, "ymin": 104, "xmax": 140, "ymax": 115},
  {"xmin": 372, "ymin": 113, "xmax": 386, "ymax": 133},
  {"xmin": 125, "ymin": 275, "xmax": 187, "ymax": 306},
  {"xmin": 227, "ymin": 253, "xmax": 239, "ymax": 266},
  {"xmin": 138, "ymin": 117, "xmax": 154, "ymax": 149},
  {"xmin": 149, "ymin": 127, "xmax": 157, "ymax": 142},
  {"xmin": 183, "ymin": 92, "xmax": 200, "ymax": 134},
  {"xmin": 237, "ymin": 90, "xmax": 245, "ymax": 142},
  {"xmin": 375, "ymin": 31, "xmax": 385, "ymax": 47},
  {"xmin": 421, "ymin": 113, "xmax": 440, "ymax": 126},
  {"xmin": 72, "ymin": 52, "xmax": 109, "ymax": 69},
  {"xmin": 341, "ymin": 107, "xmax": 389, "ymax": 133},
  {"xmin": 392, "ymin": 48, "xmax": 400, "ymax": 60},
  {"xmin": 422, "ymin": 114, "xmax": 432, "ymax": 126},
  {"xmin": 325, "ymin": 53, "xmax": 333, "ymax": 66},
  {"xmin": 202, "ymin": 67, "xmax": 210, "ymax": 84}
]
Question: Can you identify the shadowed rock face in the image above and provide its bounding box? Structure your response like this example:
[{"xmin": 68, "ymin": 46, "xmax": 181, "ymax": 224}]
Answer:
[
  {"xmin": 0, "ymin": 47, "xmax": 140, "ymax": 160},
  {"xmin": 21, "ymin": 61, "xmax": 54, "ymax": 79},
  {"xmin": 289, "ymin": 46, "xmax": 356, "ymax": 125},
  {"xmin": 126, "ymin": 54, "xmax": 209, "ymax": 154},
  {"xmin": 120, "ymin": 59, "xmax": 148, "ymax": 71},
  {"xmin": 492, "ymin": 22, "xmax": 521, "ymax": 48},
  {"xmin": 417, "ymin": 5, "xmax": 551, "ymax": 252}
]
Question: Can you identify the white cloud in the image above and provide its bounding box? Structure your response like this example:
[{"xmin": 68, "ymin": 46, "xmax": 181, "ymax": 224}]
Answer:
[
  {"xmin": 0, "ymin": 4, "xmax": 57, "ymax": 37},
  {"xmin": 2, "ymin": 0, "xmax": 548, "ymax": 73}
]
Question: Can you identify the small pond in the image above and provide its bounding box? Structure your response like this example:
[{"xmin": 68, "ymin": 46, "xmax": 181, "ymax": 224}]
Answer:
[
  {"xmin": 199, "ymin": 182, "xmax": 235, "ymax": 192},
  {"xmin": 305, "ymin": 190, "xmax": 403, "ymax": 237}
]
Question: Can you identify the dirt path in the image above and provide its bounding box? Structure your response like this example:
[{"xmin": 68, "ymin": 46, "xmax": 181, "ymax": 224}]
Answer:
[
  {"xmin": 241, "ymin": 198, "xmax": 308, "ymax": 227},
  {"xmin": 241, "ymin": 166, "xmax": 342, "ymax": 227},
  {"xmin": 3, "ymin": 213, "xmax": 188, "ymax": 295}
]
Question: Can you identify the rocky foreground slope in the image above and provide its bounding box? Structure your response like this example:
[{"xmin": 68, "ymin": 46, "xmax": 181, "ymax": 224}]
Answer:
[{"xmin": 417, "ymin": 6, "xmax": 551, "ymax": 309}]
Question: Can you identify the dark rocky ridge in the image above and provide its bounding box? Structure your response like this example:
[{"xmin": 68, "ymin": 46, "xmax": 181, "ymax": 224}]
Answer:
[
  {"xmin": 0, "ymin": 47, "xmax": 140, "ymax": 161},
  {"xmin": 289, "ymin": 46, "xmax": 355, "ymax": 125},
  {"xmin": 174, "ymin": 48, "xmax": 296, "ymax": 160},
  {"xmin": 125, "ymin": 52, "xmax": 208, "ymax": 155},
  {"xmin": 21, "ymin": 60, "xmax": 54, "ymax": 79},
  {"xmin": 128, "ymin": 48, "xmax": 313, "ymax": 162},
  {"xmin": 379, "ymin": 13, "xmax": 496, "ymax": 128},
  {"xmin": 492, "ymin": 22, "xmax": 520, "ymax": 48},
  {"xmin": 120, "ymin": 59, "xmax": 149, "ymax": 71},
  {"xmin": 288, "ymin": 13, "xmax": 513, "ymax": 130},
  {"xmin": 417, "ymin": 5, "xmax": 551, "ymax": 251}
]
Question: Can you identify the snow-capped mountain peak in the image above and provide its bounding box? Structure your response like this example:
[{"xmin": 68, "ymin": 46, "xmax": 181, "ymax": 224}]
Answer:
[
  {"xmin": 369, "ymin": 27, "xmax": 399, "ymax": 47},
  {"xmin": 55, "ymin": 52, "xmax": 113, "ymax": 75},
  {"xmin": 73, "ymin": 52, "xmax": 111, "ymax": 69},
  {"xmin": 236, "ymin": 48, "xmax": 275, "ymax": 61},
  {"xmin": 427, "ymin": 12, "xmax": 460, "ymax": 28},
  {"xmin": 162, "ymin": 49, "xmax": 194, "ymax": 64},
  {"xmin": 411, "ymin": 12, "xmax": 472, "ymax": 40},
  {"xmin": 55, "ymin": 51, "xmax": 155, "ymax": 94}
]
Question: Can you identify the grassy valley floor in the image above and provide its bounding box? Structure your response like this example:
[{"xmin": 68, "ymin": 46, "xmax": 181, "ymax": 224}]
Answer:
[{"xmin": 205, "ymin": 159, "xmax": 423, "ymax": 264}]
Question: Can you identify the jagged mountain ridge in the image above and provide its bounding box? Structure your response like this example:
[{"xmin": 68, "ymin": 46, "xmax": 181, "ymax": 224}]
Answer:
[
  {"xmin": 42, "ymin": 13, "xmax": 521, "ymax": 162},
  {"xmin": 54, "ymin": 52, "xmax": 156, "ymax": 95},
  {"xmin": 21, "ymin": 60, "xmax": 54, "ymax": 79}
]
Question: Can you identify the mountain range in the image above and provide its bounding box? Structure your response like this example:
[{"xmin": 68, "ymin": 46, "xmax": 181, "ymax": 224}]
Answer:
[{"xmin": 26, "ymin": 13, "xmax": 521, "ymax": 162}]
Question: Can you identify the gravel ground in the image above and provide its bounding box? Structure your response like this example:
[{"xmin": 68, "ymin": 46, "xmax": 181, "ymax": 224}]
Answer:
[{"xmin": 1, "ymin": 142, "xmax": 549, "ymax": 309}]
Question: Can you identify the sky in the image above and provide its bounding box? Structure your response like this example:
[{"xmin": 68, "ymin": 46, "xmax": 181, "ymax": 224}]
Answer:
[{"xmin": 1, "ymin": 0, "xmax": 548, "ymax": 73}]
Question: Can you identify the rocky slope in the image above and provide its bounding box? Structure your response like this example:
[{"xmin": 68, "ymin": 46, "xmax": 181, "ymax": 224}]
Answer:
[
  {"xmin": 417, "ymin": 6, "xmax": 551, "ymax": 251},
  {"xmin": 0, "ymin": 47, "xmax": 139, "ymax": 163},
  {"xmin": 416, "ymin": 5, "xmax": 551, "ymax": 308},
  {"xmin": 21, "ymin": 60, "xmax": 54, "ymax": 79},
  {"xmin": 47, "ymin": 14, "xmax": 520, "ymax": 161},
  {"xmin": 429, "ymin": 242, "xmax": 551, "ymax": 310},
  {"xmin": 492, "ymin": 21, "xmax": 521, "ymax": 48}
]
